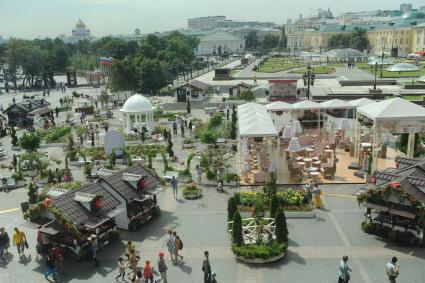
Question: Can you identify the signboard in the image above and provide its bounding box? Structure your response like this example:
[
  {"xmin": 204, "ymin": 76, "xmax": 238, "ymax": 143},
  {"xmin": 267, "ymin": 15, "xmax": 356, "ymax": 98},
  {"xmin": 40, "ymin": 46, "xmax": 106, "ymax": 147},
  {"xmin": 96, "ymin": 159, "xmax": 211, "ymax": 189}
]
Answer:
[
  {"xmin": 268, "ymin": 80, "xmax": 297, "ymax": 102},
  {"xmin": 104, "ymin": 130, "xmax": 125, "ymax": 157}
]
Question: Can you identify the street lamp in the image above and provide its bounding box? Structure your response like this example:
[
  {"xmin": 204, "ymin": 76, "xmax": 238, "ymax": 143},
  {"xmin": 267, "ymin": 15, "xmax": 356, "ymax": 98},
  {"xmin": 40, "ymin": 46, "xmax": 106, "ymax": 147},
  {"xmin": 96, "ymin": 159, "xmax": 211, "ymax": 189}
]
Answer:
[
  {"xmin": 302, "ymin": 65, "xmax": 315, "ymax": 101},
  {"xmin": 373, "ymin": 62, "xmax": 378, "ymax": 91}
]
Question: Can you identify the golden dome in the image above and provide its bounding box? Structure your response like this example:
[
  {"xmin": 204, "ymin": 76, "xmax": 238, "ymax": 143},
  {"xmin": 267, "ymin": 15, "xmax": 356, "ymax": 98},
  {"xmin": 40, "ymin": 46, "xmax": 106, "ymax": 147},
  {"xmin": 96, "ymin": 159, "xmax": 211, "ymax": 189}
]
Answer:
[{"xmin": 76, "ymin": 19, "xmax": 86, "ymax": 28}]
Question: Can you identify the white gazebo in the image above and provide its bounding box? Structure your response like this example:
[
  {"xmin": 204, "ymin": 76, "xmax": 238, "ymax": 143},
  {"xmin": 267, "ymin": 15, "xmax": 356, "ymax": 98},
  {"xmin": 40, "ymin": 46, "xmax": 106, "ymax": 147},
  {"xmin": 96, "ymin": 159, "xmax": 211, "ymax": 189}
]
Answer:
[
  {"xmin": 120, "ymin": 94, "xmax": 154, "ymax": 133},
  {"xmin": 357, "ymin": 98, "xmax": 425, "ymax": 172}
]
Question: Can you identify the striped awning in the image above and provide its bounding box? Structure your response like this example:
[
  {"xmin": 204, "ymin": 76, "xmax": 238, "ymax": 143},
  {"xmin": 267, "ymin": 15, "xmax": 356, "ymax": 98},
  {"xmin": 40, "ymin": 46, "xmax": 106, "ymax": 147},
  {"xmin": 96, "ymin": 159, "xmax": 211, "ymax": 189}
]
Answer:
[
  {"xmin": 47, "ymin": 188, "xmax": 68, "ymax": 198},
  {"xmin": 122, "ymin": 173, "xmax": 142, "ymax": 182},
  {"xmin": 97, "ymin": 168, "xmax": 118, "ymax": 177},
  {"xmin": 74, "ymin": 192, "xmax": 96, "ymax": 203}
]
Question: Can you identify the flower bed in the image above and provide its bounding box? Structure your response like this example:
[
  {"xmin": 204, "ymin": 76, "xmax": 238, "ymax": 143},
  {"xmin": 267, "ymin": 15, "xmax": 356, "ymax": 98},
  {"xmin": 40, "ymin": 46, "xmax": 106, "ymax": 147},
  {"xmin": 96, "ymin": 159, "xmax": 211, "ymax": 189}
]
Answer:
[
  {"xmin": 183, "ymin": 185, "xmax": 202, "ymax": 199},
  {"xmin": 232, "ymin": 242, "xmax": 286, "ymax": 260},
  {"xmin": 235, "ymin": 190, "xmax": 312, "ymax": 212},
  {"xmin": 43, "ymin": 126, "xmax": 72, "ymax": 143}
]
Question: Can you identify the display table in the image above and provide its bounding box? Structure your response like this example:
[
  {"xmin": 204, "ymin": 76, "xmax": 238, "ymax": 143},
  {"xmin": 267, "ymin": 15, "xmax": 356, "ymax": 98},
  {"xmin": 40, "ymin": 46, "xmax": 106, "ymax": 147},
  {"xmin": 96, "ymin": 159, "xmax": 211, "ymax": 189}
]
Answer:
[
  {"xmin": 324, "ymin": 149, "xmax": 334, "ymax": 158},
  {"xmin": 303, "ymin": 158, "xmax": 313, "ymax": 167},
  {"xmin": 310, "ymin": 171, "xmax": 321, "ymax": 182},
  {"xmin": 306, "ymin": 167, "xmax": 318, "ymax": 177}
]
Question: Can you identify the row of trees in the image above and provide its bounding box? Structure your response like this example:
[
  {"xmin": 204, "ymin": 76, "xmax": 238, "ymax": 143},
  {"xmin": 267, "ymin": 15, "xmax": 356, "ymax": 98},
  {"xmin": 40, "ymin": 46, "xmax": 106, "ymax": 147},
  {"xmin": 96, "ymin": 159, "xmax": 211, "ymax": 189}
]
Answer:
[
  {"xmin": 245, "ymin": 30, "xmax": 287, "ymax": 51},
  {"xmin": 0, "ymin": 31, "xmax": 199, "ymax": 94},
  {"xmin": 328, "ymin": 28, "xmax": 370, "ymax": 51}
]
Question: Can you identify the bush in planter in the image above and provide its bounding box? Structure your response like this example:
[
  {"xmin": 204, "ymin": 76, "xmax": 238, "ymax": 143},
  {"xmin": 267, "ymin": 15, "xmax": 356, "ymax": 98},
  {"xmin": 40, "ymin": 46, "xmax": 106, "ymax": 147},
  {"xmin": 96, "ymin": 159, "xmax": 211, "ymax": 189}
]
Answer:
[
  {"xmin": 183, "ymin": 137, "xmax": 194, "ymax": 145},
  {"xmin": 232, "ymin": 210, "xmax": 243, "ymax": 246},
  {"xmin": 19, "ymin": 132, "xmax": 41, "ymax": 152},
  {"xmin": 275, "ymin": 208, "xmax": 288, "ymax": 243},
  {"xmin": 183, "ymin": 185, "xmax": 202, "ymax": 199},
  {"xmin": 231, "ymin": 242, "xmax": 287, "ymax": 259},
  {"xmin": 228, "ymin": 196, "xmax": 238, "ymax": 221},
  {"xmin": 28, "ymin": 182, "xmax": 38, "ymax": 204}
]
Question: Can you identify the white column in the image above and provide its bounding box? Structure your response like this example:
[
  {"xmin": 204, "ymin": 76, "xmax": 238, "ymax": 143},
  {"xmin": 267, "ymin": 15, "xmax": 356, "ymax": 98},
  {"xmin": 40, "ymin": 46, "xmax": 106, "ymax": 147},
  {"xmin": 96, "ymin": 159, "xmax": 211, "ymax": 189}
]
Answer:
[
  {"xmin": 123, "ymin": 114, "xmax": 126, "ymax": 129},
  {"xmin": 371, "ymin": 125, "xmax": 379, "ymax": 174},
  {"xmin": 126, "ymin": 115, "xmax": 131, "ymax": 131},
  {"xmin": 407, "ymin": 131, "xmax": 415, "ymax": 158}
]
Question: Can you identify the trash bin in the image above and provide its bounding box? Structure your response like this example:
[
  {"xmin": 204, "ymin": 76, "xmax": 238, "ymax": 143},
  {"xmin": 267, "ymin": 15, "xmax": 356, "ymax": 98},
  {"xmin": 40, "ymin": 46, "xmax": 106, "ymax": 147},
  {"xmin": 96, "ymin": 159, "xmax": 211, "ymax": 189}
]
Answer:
[{"xmin": 21, "ymin": 202, "xmax": 29, "ymax": 214}]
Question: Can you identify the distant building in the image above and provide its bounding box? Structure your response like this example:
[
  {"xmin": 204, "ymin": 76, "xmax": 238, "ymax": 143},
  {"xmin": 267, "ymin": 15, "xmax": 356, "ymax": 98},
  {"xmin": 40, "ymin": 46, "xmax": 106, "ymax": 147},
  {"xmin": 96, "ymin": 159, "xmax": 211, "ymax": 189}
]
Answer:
[
  {"xmin": 61, "ymin": 19, "xmax": 94, "ymax": 43},
  {"xmin": 420, "ymin": 6, "xmax": 425, "ymax": 12},
  {"xmin": 216, "ymin": 20, "xmax": 275, "ymax": 29},
  {"xmin": 286, "ymin": 19, "xmax": 293, "ymax": 25},
  {"xmin": 114, "ymin": 28, "xmax": 144, "ymax": 42},
  {"xmin": 135, "ymin": 28, "xmax": 141, "ymax": 35},
  {"xmin": 229, "ymin": 27, "xmax": 282, "ymax": 42},
  {"xmin": 400, "ymin": 3, "xmax": 412, "ymax": 13},
  {"xmin": 188, "ymin": 16, "xmax": 226, "ymax": 30},
  {"xmin": 196, "ymin": 30, "xmax": 245, "ymax": 56}
]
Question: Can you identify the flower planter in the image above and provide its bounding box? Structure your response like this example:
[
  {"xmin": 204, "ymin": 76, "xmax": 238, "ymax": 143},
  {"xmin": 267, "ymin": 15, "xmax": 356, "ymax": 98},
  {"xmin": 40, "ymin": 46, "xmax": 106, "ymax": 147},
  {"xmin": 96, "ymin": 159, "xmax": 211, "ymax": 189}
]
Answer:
[
  {"xmin": 235, "ymin": 252, "xmax": 286, "ymax": 264},
  {"xmin": 183, "ymin": 192, "xmax": 202, "ymax": 200},
  {"xmin": 179, "ymin": 175, "xmax": 193, "ymax": 183},
  {"xmin": 182, "ymin": 143, "xmax": 195, "ymax": 149}
]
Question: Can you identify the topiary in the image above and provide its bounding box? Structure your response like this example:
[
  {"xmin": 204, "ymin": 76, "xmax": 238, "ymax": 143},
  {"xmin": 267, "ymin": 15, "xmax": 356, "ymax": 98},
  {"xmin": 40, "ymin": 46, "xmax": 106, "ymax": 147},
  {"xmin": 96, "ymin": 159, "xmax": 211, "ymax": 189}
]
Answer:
[
  {"xmin": 232, "ymin": 210, "xmax": 243, "ymax": 246},
  {"xmin": 270, "ymin": 194, "xmax": 279, "ymax": 218},
  {"xmin": 227, "ymin": 196, "xmax": 237, "ymax": 221},
  {"xmin": 28, "ymin": 182, "xmax": 38, "ymax": 204},
  {"xmin": 275, "ymin": 207, "xmax": 288, "ymax": 243}
]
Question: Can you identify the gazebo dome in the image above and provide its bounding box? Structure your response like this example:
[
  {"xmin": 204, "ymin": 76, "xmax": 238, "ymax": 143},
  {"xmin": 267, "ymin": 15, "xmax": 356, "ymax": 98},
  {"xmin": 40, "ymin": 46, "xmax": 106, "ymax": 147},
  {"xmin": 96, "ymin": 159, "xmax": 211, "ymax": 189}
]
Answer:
[{"xmin": 121, "ymin": 94, "xmax": 153, "ymax": 113}]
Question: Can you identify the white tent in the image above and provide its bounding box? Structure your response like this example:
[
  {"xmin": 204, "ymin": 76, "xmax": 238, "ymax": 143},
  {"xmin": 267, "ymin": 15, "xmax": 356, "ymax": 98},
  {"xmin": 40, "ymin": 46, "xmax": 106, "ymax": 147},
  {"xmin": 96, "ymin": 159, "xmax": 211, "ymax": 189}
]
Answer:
[
  {"xmin": 238, "ymin": 103, "xmax": 278, "ymax": 137},
  {"xmin": 292, "ymin": 100, "xmax": 322, "ymax": 110},
  {"xmin": 417, "ymin": 75, "xmax": 425, "ymax": 83},
  {"xmin": 266, "ymin": 101, "xmax": 292, "ymax": 112},
  {"xmin": 320, "ymin": 99, "xmax": 352, "ymax": 109},
  {"xmin": 348, "ymin": 98, "xmax": 376, "ymax": 108},
  {"xmin": 357, "ymin": 97, "xmax": 425, "ymax": 121}
]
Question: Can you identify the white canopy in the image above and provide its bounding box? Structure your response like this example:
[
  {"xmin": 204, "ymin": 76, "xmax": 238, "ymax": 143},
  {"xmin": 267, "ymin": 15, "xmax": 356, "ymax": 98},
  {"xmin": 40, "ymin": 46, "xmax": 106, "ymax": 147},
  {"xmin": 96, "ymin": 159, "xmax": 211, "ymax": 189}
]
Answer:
[
  {"xmin": 348, "ymin": 98, "xmax": 376, "ymax": 108},
  {"xmin": 357, "ymin": 97, "xmax": 425, "ymax": 121},
  {"xmin": 238, "ymin": 103, "xmax": 278, "ymax": 137},
  {"xmin": 320, "ymin": 99, "xmax": 352, "ymax": 109},
  {"xmin": 266, "ymin": 101, "xmax": 292, "ymax": 111},
  {"xmin": 417, "ymin": 75, "xmax": 425, "ymax": 83},
  {"xmin": 292, "ymin": 100, "xmax": 322, "ymax": 110},
  {"xmin": 386, "ymin": 63, "xmax": 420, "ymax": 72}
]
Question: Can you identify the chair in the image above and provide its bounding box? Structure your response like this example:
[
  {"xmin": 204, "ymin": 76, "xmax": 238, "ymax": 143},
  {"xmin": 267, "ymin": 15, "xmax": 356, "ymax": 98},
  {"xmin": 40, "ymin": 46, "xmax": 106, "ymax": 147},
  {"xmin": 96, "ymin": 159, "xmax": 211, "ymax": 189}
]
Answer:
[{"xmin": 321, "ymin": 163, "xmax": 336, "ymax": 179}]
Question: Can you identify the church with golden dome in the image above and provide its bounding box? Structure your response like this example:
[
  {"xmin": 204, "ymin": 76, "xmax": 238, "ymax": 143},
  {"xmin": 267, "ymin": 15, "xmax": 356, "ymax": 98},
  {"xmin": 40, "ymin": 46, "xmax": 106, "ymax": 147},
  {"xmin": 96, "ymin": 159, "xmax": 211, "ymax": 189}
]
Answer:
[{"xmin": 60, "ymin": 19, "xmax": 94, "ymax": 43}]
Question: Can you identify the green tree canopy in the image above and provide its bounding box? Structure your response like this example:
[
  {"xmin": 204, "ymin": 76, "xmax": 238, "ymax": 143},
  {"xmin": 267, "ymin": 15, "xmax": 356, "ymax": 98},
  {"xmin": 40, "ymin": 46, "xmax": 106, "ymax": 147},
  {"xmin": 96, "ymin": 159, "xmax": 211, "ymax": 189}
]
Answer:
[{"xmin": 328, "ymin": 28, "xmax": 370, "ymax": 51}]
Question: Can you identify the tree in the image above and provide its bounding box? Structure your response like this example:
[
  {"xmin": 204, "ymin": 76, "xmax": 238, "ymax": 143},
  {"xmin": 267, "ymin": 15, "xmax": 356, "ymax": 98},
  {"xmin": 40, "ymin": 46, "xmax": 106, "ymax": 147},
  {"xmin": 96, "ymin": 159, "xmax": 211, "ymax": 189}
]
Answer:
[
  {"xmin": 167, "ymin": 133, "xmax": 174, "ymax": 157},
  {"xmin": 28, "ymin": 182, "xmax": 38, "ymax": 204},
  {"xmin": 270, "ymin": 194, "xmax": 279, "ymax": 218},
  {"xmin": 11, "ymin": 127, "xmax": 18, "ymax": 146},
  {"xmin": 263, "ymin": 34, "xmax": 280, "ymax": 51},
  {"xmin": 208, "ymin": 114, "xmax": 223, "ymax": 129},
  {"xmin": 19, "ymin": 132, "xmax": 41, "ymax": 152},
  {"xmin": 231, "ymin": 105, "xmax": 237, "ymax": 139},
  {"xmin": 245, "ymin": 31, "xmax": 259, "ymax": 50},
  {"xmin": 200, "ymin": 130, "xmax": 218, "ymax": 146},
  {"xmin": 240, "ymin": 90, "xmax": 255, "ymax": 101},
  {"xmin": 232, "ymin": 210, "xmax": 243, "ymax": 246},
  {"xmin": 108, "ymin": 60, "xmax": 137, "ymax": 92},
  {"xmin": 267, "ymin": 171, "xmax": 277, "ymax": 196},
  {"xmin": 328, "ymin": 28, "xmax": 370, "ymax": 51},
  {"xmin": 136, "ymin": 58, "xmax": 170, "ymax": 94},
  {"xmin": 275, "ymin": 208, "xmax": 288, "ymax": 243},
  {"xmin": 186, "ymin": 99, "xmax": 191, "ymax": 114},
  {"xmin": 99, "ymin": 90, "xmax": 109, "ymax": 108},
  {"xmin": 227, "ymin": 196, "xmax": 238, "ymax": 221}
]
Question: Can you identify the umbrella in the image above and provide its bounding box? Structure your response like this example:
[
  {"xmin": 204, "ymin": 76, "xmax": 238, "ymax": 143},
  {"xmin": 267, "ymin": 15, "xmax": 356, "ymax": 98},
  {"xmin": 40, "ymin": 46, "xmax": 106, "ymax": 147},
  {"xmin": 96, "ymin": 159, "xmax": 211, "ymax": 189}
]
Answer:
[{"xmin": 288, "ymin": 137, "xmax": 301, "ymax": 152}]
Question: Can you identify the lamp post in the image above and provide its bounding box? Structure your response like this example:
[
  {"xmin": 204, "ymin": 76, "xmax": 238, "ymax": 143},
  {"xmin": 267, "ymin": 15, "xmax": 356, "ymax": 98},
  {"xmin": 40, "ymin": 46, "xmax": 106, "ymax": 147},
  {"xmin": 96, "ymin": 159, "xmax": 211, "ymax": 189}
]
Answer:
[
  {"xmin": 380, "ymin": 52, "xmax": 385, "ymax": 77},
  {"xmin": 373, "ymin": 62, "xmax": 378, "ymax": 91},
  {"xmin": 302, "ymin": 65, "xmax": 315, "ymax": 101}
]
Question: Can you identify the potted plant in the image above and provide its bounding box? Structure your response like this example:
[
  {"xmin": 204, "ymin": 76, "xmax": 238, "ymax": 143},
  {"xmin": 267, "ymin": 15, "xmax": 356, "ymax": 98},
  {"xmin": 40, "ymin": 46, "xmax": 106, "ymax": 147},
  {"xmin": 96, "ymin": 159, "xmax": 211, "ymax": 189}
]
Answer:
[
  {"xmin": 224, "ymin": 172, "xmax": 239, "ymax": 186},
  {"xmin": 182, "ymin": 137, "xmax": 195, "ymax": 149},
  {"xmin": 183, "ymin": 185, "xmax": 202, "ymax": 199}
]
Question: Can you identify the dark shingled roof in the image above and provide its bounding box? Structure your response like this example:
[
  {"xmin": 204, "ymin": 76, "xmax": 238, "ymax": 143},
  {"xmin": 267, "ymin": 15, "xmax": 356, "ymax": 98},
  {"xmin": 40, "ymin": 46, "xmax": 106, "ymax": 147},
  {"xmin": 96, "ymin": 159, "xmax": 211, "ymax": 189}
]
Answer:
[
  {"xmin": 4, "ymin": 99, "xmax": 51, "ymax": 114},
  {"xmin": 102, "ymin": 165, "xmax": 163, "ymax": 202},
  {"xmin": 395, "ymin": 157, "xmax": 425, "ymax": 169},
  {"xmin": 399, "ymin": 177, "xmax": 425, "ymax": 204},
  {"xmin": 52, "ymin": 182, "xmax": 121, "ymax": 228}
]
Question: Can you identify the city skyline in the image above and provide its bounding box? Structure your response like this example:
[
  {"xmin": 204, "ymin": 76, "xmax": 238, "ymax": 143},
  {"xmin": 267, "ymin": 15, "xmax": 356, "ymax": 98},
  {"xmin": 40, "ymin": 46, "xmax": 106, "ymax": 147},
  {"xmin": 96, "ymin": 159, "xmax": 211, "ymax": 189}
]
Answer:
[{"xmin": 0, "ymin": 0, "xmax": 424, "ymax": 39}]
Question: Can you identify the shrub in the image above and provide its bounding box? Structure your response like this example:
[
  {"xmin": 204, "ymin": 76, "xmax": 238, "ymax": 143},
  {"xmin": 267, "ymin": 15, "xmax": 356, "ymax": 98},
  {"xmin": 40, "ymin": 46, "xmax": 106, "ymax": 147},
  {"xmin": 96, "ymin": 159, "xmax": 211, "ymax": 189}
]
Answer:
[
  {"xmin": 232, "ymin": 211, "xmax": 243, "ymax": 246},
  {"xmin": 182, "ymin": 185, "xmax": 202, "ymax": 198},
  {"xmin": 167, "ymin": 134, "xmax": 174, "ymax": 157},
  {"xmin": 19, "ymin": 132, "xmax": 41, "ymax": 152},
  {"xmin": 240, "ymin": 90, "xmax": 255, "ymax": 101},
  {"xmin": 227, "ymin": 196, "xmax": 237, "ymax": 221},
  {"xmin": 43, "ymin": 126, "xmax": 72, "ymax": 143},
  {"xmin": 224, "ymin": 173, "xmax": 239, "ymax": 183},
  {"xmin": 11, "ymin": 127, "xmax": 18, "ymax": 146},
  {"xmin": 231, "ymin": 242, "xmax": 287, "ymax": 259},
  {"xmin": 208, "ymin": 114, "xmax": 223, "ymax": 129},
  {"xmin": 275, "ymin": 208, "xmax": 288, "ymax": 243},
  {"xmin": 28, "ymin": 183, "xmax": 38, "ymax": 204},
  {"xmin": 270, "ymin": 194, "xmax": 278, "ymax": 218}
]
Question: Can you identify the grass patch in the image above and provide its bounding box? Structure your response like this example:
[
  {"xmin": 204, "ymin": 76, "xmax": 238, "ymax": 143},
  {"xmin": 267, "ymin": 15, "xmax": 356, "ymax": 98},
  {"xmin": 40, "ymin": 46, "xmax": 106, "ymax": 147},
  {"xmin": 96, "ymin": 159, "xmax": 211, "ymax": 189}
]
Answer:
[
  {"xmin": 402, "ymin": 95, "xmax": 424, "ymax": 101},
  {"xmin": 290, "ymin": 66, "xmax": 336, "ymax": 74},
  {"xmin": 357, "ymin": 63, "xmax": 425, "ymax": 78},
  {"xmin": 257, "ymin": 57, "xmax": 308, "ymax": 73}
]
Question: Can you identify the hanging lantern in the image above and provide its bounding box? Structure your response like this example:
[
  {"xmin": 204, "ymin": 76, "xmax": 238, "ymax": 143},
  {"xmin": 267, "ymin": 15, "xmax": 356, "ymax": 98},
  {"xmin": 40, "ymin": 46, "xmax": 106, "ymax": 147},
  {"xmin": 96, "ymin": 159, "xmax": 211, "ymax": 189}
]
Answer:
[
  {"xmin": 44, "ymin": 197, "xmax": 52, "ymax": 207},
  {"xmin": 94, "ymin": 198, "xmax": 103, "ymax": 209},
  {"xmin": 390, "ymin": 181, "xmax": 400, "ymax": 188}
]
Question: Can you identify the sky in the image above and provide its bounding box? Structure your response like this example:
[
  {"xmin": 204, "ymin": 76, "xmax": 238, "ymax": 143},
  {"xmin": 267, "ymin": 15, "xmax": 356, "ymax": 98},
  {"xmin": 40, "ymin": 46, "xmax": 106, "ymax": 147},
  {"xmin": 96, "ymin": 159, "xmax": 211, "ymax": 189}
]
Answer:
[{"xmin": 0, "ymin": 0, "xmax": 424, "ymax": 39}]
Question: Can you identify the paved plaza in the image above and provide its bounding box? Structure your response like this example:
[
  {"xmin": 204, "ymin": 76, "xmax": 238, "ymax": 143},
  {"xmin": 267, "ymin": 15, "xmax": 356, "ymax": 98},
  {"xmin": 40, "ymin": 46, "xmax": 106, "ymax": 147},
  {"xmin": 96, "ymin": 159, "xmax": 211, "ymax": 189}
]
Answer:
[{"xmin": 0, "ymin": 64, "xmax": 424, "ymax": 283}]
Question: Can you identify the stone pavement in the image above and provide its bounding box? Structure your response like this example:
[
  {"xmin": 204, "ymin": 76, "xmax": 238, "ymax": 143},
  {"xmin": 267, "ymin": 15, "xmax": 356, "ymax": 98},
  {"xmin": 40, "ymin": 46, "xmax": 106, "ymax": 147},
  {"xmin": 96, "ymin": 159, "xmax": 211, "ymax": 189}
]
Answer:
[{"xmin": 2, "ymin": 183, "xmax": 425, "ymax": 282}]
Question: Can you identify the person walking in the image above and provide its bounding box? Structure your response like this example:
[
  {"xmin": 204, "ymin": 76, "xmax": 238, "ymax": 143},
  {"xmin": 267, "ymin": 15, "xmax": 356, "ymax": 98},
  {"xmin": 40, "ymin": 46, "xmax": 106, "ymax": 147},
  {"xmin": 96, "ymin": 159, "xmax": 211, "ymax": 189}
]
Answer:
[
  {"xmin": 12, "ymin": 227, "xmax": 27, "ymax": 259},
  {"xmin": 143, "ymin": 260, "xmax": 154, "ymax": 283},
  {"xmin": 188, "ymin": 120, "xmax": 193, "ymax": 134},
  {"xmin": 311, "ymin": 183, "xmax": 322, "ymax": 209},
  {"xmin": 174, "ymin": 233, "xmax": 183, "ymax": 264},
  {"xmin": 157, "ymin": 251, "xmax": 168, "ymax": 283},
  {"xmin": 128, "ymin": 250, "xmax": 139, "ymax": 279},
  {"xmin": 89, "ymin": 235, "xmax": 99, "ymax": 268},
  {"xmin": 115, "ymin": 257, "xmax": 126, "ymax": 281},
  {"xmin": 44, "ymin": 254, "xmax": 58, "ymax": 281},
  {"xmin": 55, "ymin": 107, "xmax": 59, "ymax": 118},
  {"xmin": 166, "ymin": 230, "xmax": 175, "ymax": 262},
  {"xmin": 180, "ymin": 122, "xmax": 185, "ymax": 137},
  {"xmin": 202, "ymin": 251, "xmax": 212, "ymax": 283},
  {"xmin": 172, "ymin": 121, "xmax": 178, "ymax": 135},
  {"xmin": 196, "ymin": 165, "xmax": 202, "ymax": 184},
  {"xmin": 50, "ymin": 244, "xmax": 64, "ymax": 274},
  {"xmin": 0, "ymin": 228, "xmax": 4, "ymax": 262},
  {"xmin": 386, "ymin": 257, "xmax": 400, "ymax": 283},
  {"xmin": 171, "ymin": 176, "xmax": 178, "ymax": 200},
  {"xmin": 2, "ymin": 177, "xmax": 8, "ymax": 192},
  {"xmin": 338, "ymin": 255, "xmax": 351, "ymax": 283},
  {"xmin": 0, "ymin": 228, "xmax": 9, "ymax": 255}
]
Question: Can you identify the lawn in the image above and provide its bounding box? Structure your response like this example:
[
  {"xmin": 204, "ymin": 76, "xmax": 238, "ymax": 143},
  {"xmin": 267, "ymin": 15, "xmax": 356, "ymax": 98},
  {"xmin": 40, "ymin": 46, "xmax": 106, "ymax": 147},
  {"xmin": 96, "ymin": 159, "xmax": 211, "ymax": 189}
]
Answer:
[
  {"xmin": 358, "ymin": 63, "xmax": 425, "ymax": 78},
  {"xmin": 402, "ymin": 95, "xmax": 424, "ymax": 101},
  {"xmin": 257, "ymin": 57, "xmax": 308, "ymax": 73},
  {"xmin": 290, "ymin": 66, "xmax": 336, "ymax": 74}
]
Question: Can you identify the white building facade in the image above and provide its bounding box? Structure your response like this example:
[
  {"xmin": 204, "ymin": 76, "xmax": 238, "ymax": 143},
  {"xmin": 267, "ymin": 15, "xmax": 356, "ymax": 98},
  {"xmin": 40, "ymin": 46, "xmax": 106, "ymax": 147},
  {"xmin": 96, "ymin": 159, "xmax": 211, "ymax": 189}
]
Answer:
[{"xmin": 196, "ymin": 31, "xmax": 245, "ymax": 55}]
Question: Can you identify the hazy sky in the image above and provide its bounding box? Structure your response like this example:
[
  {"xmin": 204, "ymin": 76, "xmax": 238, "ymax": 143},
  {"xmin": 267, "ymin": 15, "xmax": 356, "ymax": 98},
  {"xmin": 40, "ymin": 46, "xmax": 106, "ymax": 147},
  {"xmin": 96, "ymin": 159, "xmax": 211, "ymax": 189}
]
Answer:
[{"xmin": 0, "ymin": 0, "xmax": 424, "ymax": 39}]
